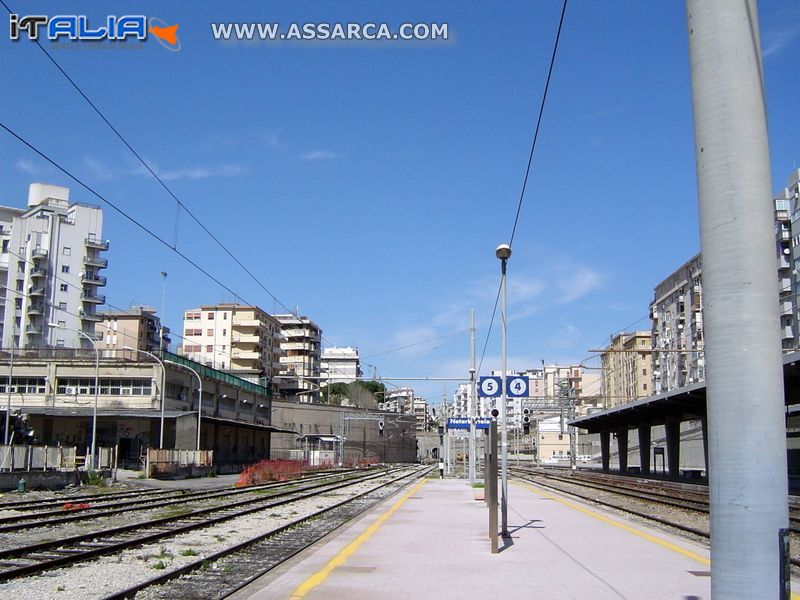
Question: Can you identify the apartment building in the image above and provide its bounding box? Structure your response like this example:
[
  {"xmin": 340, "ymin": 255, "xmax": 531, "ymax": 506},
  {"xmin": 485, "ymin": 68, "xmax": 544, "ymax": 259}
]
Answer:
[
  {"xmin": 180, "ymin": 304, "xmax": 282, "ymax": 390},
  {"xmin": 320, "ymin": 346, "xmax": 362, "ymax": 384},
  {"xmin": 412, "ymin": 396, "xmax": 430, "ymax": 431},
  {"xmin": 382, "ymin": 387, "xmax": 415, "ymax": 414},
  {"xmin": 599, "ymin": 332, "xmax": 652, "ymax": 408},
  {"xmin": 97, "ymin": 306, "xmax": 170, "ymax": 354},
  {"xmin": 777, "ymin": 169, "xmax": 800, "ymax": 349},
  {"xmin": 0, "ymin": 183, "xmax": 107, "ymax": 350},
  {"xmin": 272, "ymin": 314, "xmax": 322, "ymax": 401}
]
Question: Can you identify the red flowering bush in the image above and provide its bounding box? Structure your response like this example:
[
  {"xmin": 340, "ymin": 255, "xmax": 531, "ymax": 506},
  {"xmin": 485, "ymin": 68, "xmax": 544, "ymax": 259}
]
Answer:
[{"xmin": 235, "ymin": 460, "xmax": 305, "ymax": 487}]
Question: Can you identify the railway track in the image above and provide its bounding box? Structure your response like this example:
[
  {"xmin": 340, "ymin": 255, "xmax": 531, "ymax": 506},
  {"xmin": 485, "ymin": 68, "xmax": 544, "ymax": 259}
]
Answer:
[
  {"xmin": 0, "ymin": 466, "xmax": 407, "ymax": 581},
  {"xmin": 0, "ymin": 469, "xmax": 361, "ymax": 533},
  {"xmin": 109, "ymin": 466, "xmax": 431, "ymax": 599},
  {"xmin": 512, "ymin": 466, "xmax": 800, "ymax": 567}
]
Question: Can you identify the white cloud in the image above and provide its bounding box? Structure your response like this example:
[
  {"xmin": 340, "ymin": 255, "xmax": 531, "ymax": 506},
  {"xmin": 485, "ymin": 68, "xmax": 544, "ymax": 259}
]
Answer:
[
  {"xmin": 301, "ymin": 150, "xmax": 343, "ymax": 161},
  {"xmin": 83, "ymin": 156, "xmax": 247, "ymax": 182},
  {"xmin": 14, "ymin": 159, "xmax": 37, "ymax": 174},
  {"xmin": 555, "ymin": 263, "xmax": 603, "ymax": 303},
  {"xmin": 762, "ymin": 22, "xmax": 800, "ymax": 57},
  {"xmin": 158, "ymin": 164, "xmax": 248, "ymax": 181}
]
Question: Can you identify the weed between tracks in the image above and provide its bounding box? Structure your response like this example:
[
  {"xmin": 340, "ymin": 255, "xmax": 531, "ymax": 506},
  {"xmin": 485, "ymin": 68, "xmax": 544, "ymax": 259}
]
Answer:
[{"xmin": 180, "ymin": 548, "xmax": 199, "ymax": 557}]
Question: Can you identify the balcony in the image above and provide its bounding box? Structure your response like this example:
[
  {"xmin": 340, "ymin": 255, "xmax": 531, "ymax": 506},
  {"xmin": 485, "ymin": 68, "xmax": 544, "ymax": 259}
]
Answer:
[
  {"xmin": 83, "ymin": 256, "xmax": 108, "ymax": 269},
  {"xmin": 28, "ymin": 303, "xmax": 44, "ymax": 315},
  {"xmin": 232, "ymin": 350, "xmax": 261, "ymax": 360},
  {"xmin": 782, "ymin": 300, "xmax": 794, "ymax": 316},
  {"xmin": 84, "ymin": 237, "xmax": 110, "ymax": 251},
  {"xmin": 233, "ymin": 334, "xmax": 260, "ymax": 344},
  {"xmin": 29, "ymin": 267, "xmax": 46, "ymax": 279},
  {"xmin": 783, "ymin": 326, "xmax": 795, "ymax": 340},
  {"xmin": 81, "ymin": 273, "xmax": 107, "ymax": 287},
  {"xmin": 25, "ymin": 324, "xmax": 42, "ymax": 335},
  {"xmin": 31, "ymin": 247, "xmax": 48, "ymax": 260},
  {"xmin": 29, "ymin": 286, "xmax": 45, "ymax": 296},
  {"xmin": 81, "ymin": 292, "xmax": 106, "ymax": 304},
  {"xmin": 232, "ymin": 319, "xmax": 263, "ymax": 328},
  {"xmin": 79, "ymin": 310, "xmax": 102, "ymax": 322}
]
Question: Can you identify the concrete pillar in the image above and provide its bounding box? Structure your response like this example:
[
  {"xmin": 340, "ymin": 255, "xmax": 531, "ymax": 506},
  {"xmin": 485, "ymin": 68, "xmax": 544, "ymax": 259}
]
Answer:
[
  {"xmin": 600, "ymin": 431, "xmax": 610, "ymax": 472},
  {"xmin": 638, "ymin": 425, "xmax": 651, "ymax": 476},
  {"xmin": 666, "ymin": 419, "xmax": 681, "ymax": 479},
  {"xmin": 701, "ymin": 417, "xmax": 709, "ymax": 475},
  {"xmin": 616, "ymin": 429, "xmax": 628, "ymax": 473}
]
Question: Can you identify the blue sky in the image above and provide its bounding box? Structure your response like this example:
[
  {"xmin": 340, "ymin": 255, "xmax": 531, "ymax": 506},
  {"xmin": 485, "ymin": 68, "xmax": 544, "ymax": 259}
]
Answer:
[{"xmin": 1, "ymin": 1, "xmax": 799, "ymax": 405}]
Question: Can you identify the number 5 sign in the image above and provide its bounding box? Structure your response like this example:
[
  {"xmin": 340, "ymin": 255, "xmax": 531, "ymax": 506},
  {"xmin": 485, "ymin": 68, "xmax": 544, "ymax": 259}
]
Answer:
[
  {"xmin": 478, "ymin": 376, "xmax": 502, "ymax": 398},
  {"xmin": 507, "ymin": 376, "xmax": 529, "ymax": 397}
]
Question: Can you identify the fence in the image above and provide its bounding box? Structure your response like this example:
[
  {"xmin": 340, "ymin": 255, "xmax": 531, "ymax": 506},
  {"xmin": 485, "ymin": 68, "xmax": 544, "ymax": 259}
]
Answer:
[
  {"xmin": 146, "ymin": 448, "xmax": 214, "ymax": 478},
  {"xmin": 0, "ymin": 445, "xmax": 77, "ymax": 471}
]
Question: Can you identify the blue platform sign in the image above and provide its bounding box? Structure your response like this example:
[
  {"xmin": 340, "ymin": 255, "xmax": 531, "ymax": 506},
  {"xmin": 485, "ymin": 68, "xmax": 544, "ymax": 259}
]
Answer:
[
  {"xmin": 507, "ymin": 376, "xmax": 529, "ymax": 398},
  {"xmin": 447, "ymin": 418, "xmax": 471, "ymax": 430},
  {"xmin": 475, "ymin": 417, "xmax": 491, "ymax": 429},
  {"xmin": 478, "ymin": 376, "xmax": 502, "ymax": 398}
]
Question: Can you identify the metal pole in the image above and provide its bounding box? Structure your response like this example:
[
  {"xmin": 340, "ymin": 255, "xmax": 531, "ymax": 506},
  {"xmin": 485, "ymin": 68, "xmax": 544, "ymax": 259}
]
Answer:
[
  {"xmin": 496, "ymin": 244, "xmax": 510, "ymax": 537},
  {"xmin": 4, "ymin": 346, "xmax": 13, "ymax": 446},
  {"xmin": 488, "ymin": 417, "xmax": 498, "ymax": 554},
  {"xmin": 82, "ymin": 332, "xmax": 99, "ymax": 471},
  {"xmin": 686, "ymin": 2, "xmax": 789, "ymax": 597},
  {"xmin": 469, "ymin": 309, "xmax": 476, "ymax": 485},
  {"xmin": 125, "ymin": 347, "xmax": 166, "ymax": 448}
]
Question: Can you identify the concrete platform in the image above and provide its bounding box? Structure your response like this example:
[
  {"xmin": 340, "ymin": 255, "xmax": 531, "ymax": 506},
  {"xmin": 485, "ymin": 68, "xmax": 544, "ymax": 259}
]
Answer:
[{"xmin": 229, "ymin": 476, "xmax": 761, "ymax": 600}]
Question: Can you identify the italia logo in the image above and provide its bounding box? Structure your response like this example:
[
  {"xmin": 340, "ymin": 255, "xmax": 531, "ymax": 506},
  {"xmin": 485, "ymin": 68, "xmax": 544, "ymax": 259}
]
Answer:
[{"xmin": 9, "ymin": 14, "xmax": 181, "ymax": 51}]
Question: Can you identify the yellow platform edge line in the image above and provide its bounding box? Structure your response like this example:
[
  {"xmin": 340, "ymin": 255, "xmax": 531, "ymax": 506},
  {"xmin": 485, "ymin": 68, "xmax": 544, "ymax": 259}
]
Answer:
[
  {"xmin": 290, "ymin": 477, "xmax": 429, "ymax": 600},
  {"xmin": 515, "ymin": 480, "xmax": 800, "ymax": 600},
  {"xmin": 514, "ymin": 480, "xmax": 710, "ymax": 565}
]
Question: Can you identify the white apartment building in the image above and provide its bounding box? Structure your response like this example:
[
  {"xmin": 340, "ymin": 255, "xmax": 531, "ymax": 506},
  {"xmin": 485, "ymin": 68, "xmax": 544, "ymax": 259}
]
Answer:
[
  {"xmin": 382, "ymin": 387, "xmax": 415, "ymax": 414},
  {"xmin": 777, "ymin": 169, "xmax": 800, "ymax": 349},
  {"xmin": 320, "ymin": 346, "xmax": 362, "ymax": 384},
  {"xmin": 180, "ymin": 304, "xmax": 282, "ymax": 389},
  {"xmin": 412, "ymin": 396, "xmax": 430, "ymax": 431},
  {"xmin": 649, "ymin": 169, "xmax": 800, "ymax": 393},
  {"xmin": 97, "ymin": 306, "xmax": 170, "ymax": 354},
  {"xmin": 650, "ymin": 254, "xmax": 705, "ymax": 394},
  {"xmin": 273, "ymin": 314, "xmax": 322, "ymax": 402},
  {"xmin": 0, "ymin": 183, "xmax": 107, "ymax": 350}
]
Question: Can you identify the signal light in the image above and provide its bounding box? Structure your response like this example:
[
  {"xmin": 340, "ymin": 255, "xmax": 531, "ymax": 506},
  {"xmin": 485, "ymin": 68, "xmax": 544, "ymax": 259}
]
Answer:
[
  {"xmin": 490, "ymin": 408, "xmax": 500, "ymax": 418},
  {"xmin": 523, "ymin": 408, "xmax": 531, "ymax": 416},
  {"xmin": 378, "ymin": 420, "xmax": 385, "ymax": 436},
  {"xmin": 523, "ymin": 415, "xmax": 530, "ymax": 434}
]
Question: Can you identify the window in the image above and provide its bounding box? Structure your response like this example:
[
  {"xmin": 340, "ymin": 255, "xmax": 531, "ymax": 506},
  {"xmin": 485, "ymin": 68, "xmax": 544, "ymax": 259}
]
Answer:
[
  {"xmin": 223, "ymin": 313, "xmax": 228, "ymax": 320},
  {"xmin": 63, "ymin": 247, "xmax": 71, "ymax": 256},
  {"xmin": 207, "ymin": 329, "xmax": 213, "ymax": 336},
  {"xmin": 60, "ymin": 284, "xmax": 68, "ymax": 292},
  {"xmin": 206, "ymin": 345, "xmax": 213, "ymax": 352},
  {"xmin": 208, "ymin": 313, "xmax": 215, "ymax": 320},
  {"xmin": 643, "ymin": 383, "xmax": 648, "ymax": 391},
  {"xmin": 15, "ymin": 280, "xmax": 23, "ymax": 291},
  {"xmin": 58, "ymin": 302, "xmax": 67, "ymax": 311},
  {"xmin": 185, "ymin": 312, "xmax": 201, "ymax": 320},
  {"xmin": 1, "ymin": 240, "xmax": 7, "ymax": 253},
  {"xmin": 14, "ymin": 298, "xmax": 21, "ymax": 309},
  {"xmin": 61, "ymin": 265, "xmax": 69, "ymax": 273},
  {"xmin": 642, "ymin": 368, "xmax": 647, "ymax": 376},
  {"xmin": 58, "ymin": 320, "xmax": 66, "ymax": 328}
]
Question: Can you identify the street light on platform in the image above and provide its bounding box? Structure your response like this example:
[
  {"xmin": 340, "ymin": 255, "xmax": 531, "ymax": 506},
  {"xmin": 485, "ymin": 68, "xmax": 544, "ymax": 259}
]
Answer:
[
  {"xmin": 164, "ymin": 360, "xmax": 202, "ymax": 450},
  {"xmin": 495, "ymin": 243, "xmax": 511, "ymax": 537}
]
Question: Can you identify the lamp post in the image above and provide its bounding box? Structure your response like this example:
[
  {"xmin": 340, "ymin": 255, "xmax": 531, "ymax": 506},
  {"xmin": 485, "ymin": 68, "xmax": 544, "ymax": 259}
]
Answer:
[
  {"xmin": 124, "ymin": 346, "xmax": 166, "ymax": 448},
  {"xmin": 164, "ymin": 360, "xmax": 202, "ymax": 450},
  {"xmin": 50, "ymin": 324, "xmax": 99, "ymax": 470},
  {"xmin": 495, "ymin": 243, "xmax": 511, "ymax": 537}
]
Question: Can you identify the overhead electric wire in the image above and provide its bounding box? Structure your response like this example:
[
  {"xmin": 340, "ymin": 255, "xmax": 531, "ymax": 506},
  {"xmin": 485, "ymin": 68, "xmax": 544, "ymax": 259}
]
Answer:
[
  {"xmin": 0, "ymin": 122, "xmax": 259, "ymax": 313},
  {"xmin": 0, "ymin": 0, "xmax": 293, "ymax": 316},
  {"xmin": 476, "ymin": 0, "xmax": 568, "ymax": 374}
]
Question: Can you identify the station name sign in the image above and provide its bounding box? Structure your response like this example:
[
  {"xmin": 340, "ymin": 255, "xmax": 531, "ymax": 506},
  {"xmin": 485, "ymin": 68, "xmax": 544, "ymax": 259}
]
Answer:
[{"xmin": 447, "ymin": 417, "xmax": 492, "ymax": 430}]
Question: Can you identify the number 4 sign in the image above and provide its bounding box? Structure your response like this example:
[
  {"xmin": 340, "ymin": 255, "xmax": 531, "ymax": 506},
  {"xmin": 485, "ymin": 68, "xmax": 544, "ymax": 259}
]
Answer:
[{"xmin": 507, "ymin": 376, "xmax": 529, "ymax": 397}]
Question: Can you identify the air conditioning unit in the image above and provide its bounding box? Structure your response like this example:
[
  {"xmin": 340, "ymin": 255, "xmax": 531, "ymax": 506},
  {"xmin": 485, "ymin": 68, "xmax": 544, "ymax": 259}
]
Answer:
[{"xmin": 65, "ymin": 386, "xmax": 77, "ymax": 395}]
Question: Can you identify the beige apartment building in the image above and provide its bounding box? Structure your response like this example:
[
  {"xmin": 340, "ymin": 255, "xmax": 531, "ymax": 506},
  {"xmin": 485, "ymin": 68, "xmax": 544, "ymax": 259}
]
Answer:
[
  {"xmin": 180, "ymin": 304, "xmax": 282, "ymax": 391},
  {"xmin": 600, "ymin": 331, "xmax": 652, "ymax": 408},
  {"xmin": 97, "ymin": 306, "xmax": 170, "ymax": 354}
]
